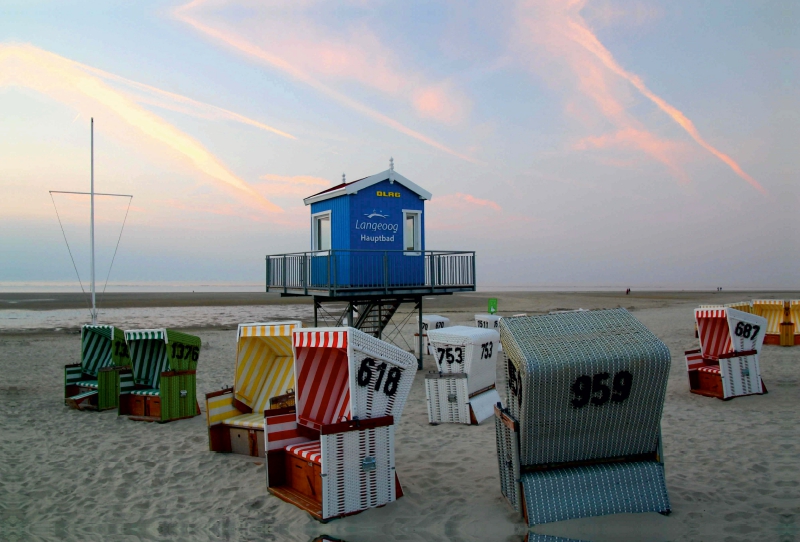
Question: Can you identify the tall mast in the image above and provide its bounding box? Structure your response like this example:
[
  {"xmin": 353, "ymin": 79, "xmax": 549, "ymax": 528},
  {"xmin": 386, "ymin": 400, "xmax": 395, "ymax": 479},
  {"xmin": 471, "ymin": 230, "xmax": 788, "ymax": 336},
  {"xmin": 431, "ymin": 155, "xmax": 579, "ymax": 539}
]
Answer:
[{"xmin": 90, "ymin": 118, "xmax": 97, "ymax": 325}]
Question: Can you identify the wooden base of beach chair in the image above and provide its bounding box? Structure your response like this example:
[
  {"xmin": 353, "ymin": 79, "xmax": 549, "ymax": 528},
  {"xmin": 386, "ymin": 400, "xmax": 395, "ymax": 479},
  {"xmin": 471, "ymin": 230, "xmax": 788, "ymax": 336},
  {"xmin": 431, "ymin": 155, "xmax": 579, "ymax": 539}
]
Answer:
[
  {"xmin": 65, "ymin": 389, "xmax": 98, "ymax": 410},
  {"xmin": 229, "ymin": 428, "xmax": 266, "ymax": 457},
  {"xmin": 779, "ymin": 323, "xmax": 794, "ymax": 346}
]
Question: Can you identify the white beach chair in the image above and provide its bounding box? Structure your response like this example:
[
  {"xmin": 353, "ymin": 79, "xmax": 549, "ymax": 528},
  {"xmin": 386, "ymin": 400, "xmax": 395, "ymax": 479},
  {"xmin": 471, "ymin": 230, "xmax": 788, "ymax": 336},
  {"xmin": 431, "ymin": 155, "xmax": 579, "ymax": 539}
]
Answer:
[
  {"xmin": 415, "ymin": 314, "xmax": 451, "ymax": 355},
  {"xmin": 264, "ymin": 327, "xmax": 416, "ymax": 521},
  {"xmin": 425, "ymin": 326, "xmax": 501, "ymax": 424},
  {"xmin": 495, "ymin": 309, "xmax": 671, "ymax": 525},
  {"xmin": 686, "ymin": 308, "xmax": 767, "ymax": 399}
]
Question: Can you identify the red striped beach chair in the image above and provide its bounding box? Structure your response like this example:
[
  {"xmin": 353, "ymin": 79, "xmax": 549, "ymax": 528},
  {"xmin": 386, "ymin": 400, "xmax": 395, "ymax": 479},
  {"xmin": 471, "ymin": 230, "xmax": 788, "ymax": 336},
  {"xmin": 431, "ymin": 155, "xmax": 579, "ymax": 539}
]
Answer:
[
  {"xmin": 118, "ymin": 328, "xmax": 202, "ymax": 422},
  {"xmin": 425, "ymin": 326, "xmax": 501, "ymax": 425},
  {"xmin": 686, "ymin": 308, "xmax": 767, "ymax": 399},
  {"xmin": 205, "ymin": 322, "xmax": 300, "ymax": 457},
  {"xmin": 65, "ymin": 325, "xmax": 130, "ymax": 411},
  {"xmin": 264, "ymin": 327, "xmax": 416, "ymax": 521}
]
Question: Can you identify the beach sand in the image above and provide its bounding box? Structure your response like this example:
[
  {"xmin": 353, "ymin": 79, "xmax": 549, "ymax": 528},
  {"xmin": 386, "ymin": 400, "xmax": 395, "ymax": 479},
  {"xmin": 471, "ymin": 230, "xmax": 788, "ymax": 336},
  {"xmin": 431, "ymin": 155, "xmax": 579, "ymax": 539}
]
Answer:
[{"xmin": 1, "ymin": 291, "xmax": 798, "ymax": 541}]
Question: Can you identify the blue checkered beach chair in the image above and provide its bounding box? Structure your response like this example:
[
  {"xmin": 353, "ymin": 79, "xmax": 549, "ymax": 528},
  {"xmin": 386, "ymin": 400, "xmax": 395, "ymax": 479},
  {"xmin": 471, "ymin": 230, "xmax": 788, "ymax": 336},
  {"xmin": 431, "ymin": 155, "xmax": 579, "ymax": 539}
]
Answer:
[
  {"xmin": 64, "ymin": 325, "xmax": 130, "ymax": 410},
  {"xmin": 495, "ymin": 308, "xmax": 671, "ymax": 525}
]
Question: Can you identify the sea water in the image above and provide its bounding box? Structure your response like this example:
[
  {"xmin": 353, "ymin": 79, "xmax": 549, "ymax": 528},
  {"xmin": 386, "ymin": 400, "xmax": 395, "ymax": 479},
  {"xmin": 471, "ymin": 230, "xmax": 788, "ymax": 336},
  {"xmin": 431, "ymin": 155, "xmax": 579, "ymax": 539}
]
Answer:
[{"xmin": 0, "ymin": 304, "xmax": 315, "ymax": 332}]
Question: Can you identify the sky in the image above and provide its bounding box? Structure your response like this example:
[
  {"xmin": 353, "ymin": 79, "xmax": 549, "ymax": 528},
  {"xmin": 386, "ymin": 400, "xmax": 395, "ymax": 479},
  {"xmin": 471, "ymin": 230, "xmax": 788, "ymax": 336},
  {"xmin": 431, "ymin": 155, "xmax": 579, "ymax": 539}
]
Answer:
[{"xmin": 1, "ymin": 0, "xmax": 798, "ymax": 290}]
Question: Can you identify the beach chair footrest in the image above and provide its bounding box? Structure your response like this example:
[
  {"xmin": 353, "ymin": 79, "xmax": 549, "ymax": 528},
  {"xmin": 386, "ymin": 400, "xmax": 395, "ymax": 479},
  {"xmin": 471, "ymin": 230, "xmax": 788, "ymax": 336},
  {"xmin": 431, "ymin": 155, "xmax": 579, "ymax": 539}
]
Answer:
[{"xmin": 520, "ymin": 460, "xmax": 670, "ymax": 525}]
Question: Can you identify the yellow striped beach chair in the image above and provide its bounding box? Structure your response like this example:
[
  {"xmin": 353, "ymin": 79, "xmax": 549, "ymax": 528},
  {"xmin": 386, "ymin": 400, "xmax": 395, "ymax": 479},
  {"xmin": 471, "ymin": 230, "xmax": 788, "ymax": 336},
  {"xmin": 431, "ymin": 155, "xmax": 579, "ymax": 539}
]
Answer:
[
  {"xmin": 206, "ymin": 321, "xmax": 300, "ymax": 457},
  {"xmin": 725, "ymin": 301, "xmax": 752, "ymax": 314},
  {"xmin": 752, "ymin": 300, "xmax": 784, "ymax": 345}
]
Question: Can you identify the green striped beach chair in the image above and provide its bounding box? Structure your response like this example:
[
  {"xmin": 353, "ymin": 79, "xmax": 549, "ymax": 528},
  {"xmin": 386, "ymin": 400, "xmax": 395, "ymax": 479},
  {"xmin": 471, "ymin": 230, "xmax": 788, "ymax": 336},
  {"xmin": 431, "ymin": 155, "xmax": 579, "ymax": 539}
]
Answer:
[
  {"xmin": 118, "ymin": 328, "xmax": 201, "ymax": 422},
  {"xmin": 65, "ymin": 325, "xmax": 131, "ymax": 411}
]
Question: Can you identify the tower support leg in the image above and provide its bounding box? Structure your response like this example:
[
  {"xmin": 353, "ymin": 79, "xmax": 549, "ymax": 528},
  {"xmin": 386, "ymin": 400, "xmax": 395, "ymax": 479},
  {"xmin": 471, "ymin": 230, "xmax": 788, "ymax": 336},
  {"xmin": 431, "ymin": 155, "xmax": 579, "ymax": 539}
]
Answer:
[{"xmin": 417, "ymin": 297, "xmax": 423, "ymax": 370}]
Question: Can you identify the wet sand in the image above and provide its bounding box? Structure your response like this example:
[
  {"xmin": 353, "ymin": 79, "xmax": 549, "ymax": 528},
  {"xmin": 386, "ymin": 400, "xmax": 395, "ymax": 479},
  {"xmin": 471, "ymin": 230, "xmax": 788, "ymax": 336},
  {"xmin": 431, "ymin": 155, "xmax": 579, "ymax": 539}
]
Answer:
[{"xmin": 1, "ymin": 290, "xmax": 798, "ymax": 541}]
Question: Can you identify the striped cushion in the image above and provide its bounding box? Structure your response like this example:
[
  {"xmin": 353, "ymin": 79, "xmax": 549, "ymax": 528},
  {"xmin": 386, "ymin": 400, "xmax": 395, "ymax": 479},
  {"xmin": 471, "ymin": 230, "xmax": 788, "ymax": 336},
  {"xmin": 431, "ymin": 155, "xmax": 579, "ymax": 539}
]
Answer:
[
  {"xmin": 130, "ymin": 388, "xmax": 160, "ymax": 396},
  {"xmin": 223, "ymin": 413, "xmax": 263, "ymax": 429},
  {"xmin": 295, "ymin": 345, "xmax": 350, "ymax": 429},
  {"xmin": 81, "ymin": 326, "xmax": 114, "ymax": 376},
  {"xmin": 69, "ymin": 390, "xmax": 98, "ymax": 401},
  {"xmin": 697, "ymin": 366, "xmax": 720, "ymax": 374},
  {"xmin": 75, "ymin": 380, "xmax": 99, "ymax": 388},
  {"xmin": 285, "ymin": 441, "xmax": 321, "ymax": 464}
]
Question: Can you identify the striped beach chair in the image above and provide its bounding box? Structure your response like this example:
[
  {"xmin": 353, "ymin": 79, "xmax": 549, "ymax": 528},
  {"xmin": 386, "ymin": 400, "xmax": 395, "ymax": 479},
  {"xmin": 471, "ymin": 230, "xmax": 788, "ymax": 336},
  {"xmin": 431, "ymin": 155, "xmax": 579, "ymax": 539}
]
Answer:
[
  {"xmin": 725, "ymin": 301, "xmax": 753, "ymax": 314},
  {"xmin": 118, "ymin": 328, "xmax": 201, "ymax": 422},
  {"xmin": 205, "ymin": 321, "xmax": 300, "ymax": 457},
  {"xmin": 265, "ymin": 327, "xmax": 416, "ymax": 521},
  {"xmin": 752, "ymin": 300, "xmax": 784, "ymax": 345},
  {"xmin": 425, "ymin": 326, "xmax": 501, "ymax": 425},
  {"xmin": 65, "ymin": 325, "xmax": 130, "ymax": 411},
  {"xmin": 495, "ymin": 309, "xmax": 671, "ymax": 526},
  {"xmin": 686, "ymin": 308, "xmax": 767, "ymax": 399}
]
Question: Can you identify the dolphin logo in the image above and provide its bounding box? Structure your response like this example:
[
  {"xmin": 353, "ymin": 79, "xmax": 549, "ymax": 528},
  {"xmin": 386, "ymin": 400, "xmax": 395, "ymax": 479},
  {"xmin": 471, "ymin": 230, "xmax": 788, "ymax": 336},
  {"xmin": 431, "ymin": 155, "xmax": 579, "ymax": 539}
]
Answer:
[{"xmin": 365, "ymin": 210, "xmax": 388, "ymax": 219}]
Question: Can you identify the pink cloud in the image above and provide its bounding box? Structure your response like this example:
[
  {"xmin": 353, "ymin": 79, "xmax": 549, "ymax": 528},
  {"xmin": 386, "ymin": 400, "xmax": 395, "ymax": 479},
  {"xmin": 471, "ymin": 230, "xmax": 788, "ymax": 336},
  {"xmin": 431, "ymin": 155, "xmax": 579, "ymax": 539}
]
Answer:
[
  {"xmin": 173, "ymin": 1, "xmax": 479, "ymax": 162},
  {"xmin": 511, "ymin": 0, "xmax": 763, "ymax": 193}
]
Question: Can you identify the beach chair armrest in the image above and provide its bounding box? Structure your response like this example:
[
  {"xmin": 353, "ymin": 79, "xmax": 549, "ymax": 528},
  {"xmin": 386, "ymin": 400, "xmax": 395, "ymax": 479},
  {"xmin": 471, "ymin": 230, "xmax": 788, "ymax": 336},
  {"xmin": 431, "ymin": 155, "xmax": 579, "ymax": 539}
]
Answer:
[
  {"xmin": 205, "ymin": 387, "xmax": 234, "ymax": 400},
  {"xmin": 206, "ymin": 388, "xmax": 241, "ymax": 427},
  {"xmin": 718, "ymin": 349, "xmax": 757, "ymax": 359},
  {"xmin": 65, "ymin": 364, "xmax": 83, "ymax": 385},
  {"xmin": 320, "ymin": 415, "xmax": 394, "ymax": 436}
]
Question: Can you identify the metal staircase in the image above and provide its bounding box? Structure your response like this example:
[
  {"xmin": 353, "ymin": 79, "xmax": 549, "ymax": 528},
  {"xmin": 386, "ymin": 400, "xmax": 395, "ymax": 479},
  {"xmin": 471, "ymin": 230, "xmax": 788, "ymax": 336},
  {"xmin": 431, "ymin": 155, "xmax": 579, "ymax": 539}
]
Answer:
[{"xmin": 352, "ymin": 300, "xmax": 402, "ymax": 338}]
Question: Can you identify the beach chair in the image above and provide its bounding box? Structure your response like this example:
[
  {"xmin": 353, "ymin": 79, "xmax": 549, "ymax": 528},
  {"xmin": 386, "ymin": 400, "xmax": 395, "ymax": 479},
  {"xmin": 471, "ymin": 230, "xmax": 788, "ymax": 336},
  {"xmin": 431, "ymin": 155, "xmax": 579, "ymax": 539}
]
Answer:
[
  {"xmin": 205, "ymin": 321, "xmax": 300, "ymax": 457},
  {"xmin": 118, "ymin": 328, "xmax": 201, "ymax": 422},
  {"xmin": 264, "ymin": 327, "xmax": 416, "ymax": 521},
  {"xmin": 475, "ymin": 313, "xmax": 502, "ymax": 330},
  {"xmin": 752, "ymin": 300, "xmax": 784, "ymax": 345},
  {"xmin": 425, "ymin": 326, "xmax": 501, "ymax": 425},
  {"xmin": 495, "ymin": 309, "xmax": 671, "ymax": 526},
  {"xmin": 415, "ymin": 314, "xmax": 450, "ymax": 355},
  {"xmin": 725, "ymin": 301, "xmax": 753, "ymax": 314},
  {"xmin": 685, "ymin": 308, "xmax": 767, "ymax": 399},
  {"xmin": 792, "ymin": 301, "xmax": 800, "ymax": 345},
  {"xmin": 65, "ymin": 325, "xmax": 130, "ymax": 411}
]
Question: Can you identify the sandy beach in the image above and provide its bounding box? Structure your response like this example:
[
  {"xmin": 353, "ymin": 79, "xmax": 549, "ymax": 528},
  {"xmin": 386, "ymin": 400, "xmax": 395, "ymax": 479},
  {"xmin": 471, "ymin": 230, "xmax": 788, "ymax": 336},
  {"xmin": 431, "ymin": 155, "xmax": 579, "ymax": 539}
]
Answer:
[{"xmin": 1, "ymin": 290, "xmax": 798, "ymax": 541}]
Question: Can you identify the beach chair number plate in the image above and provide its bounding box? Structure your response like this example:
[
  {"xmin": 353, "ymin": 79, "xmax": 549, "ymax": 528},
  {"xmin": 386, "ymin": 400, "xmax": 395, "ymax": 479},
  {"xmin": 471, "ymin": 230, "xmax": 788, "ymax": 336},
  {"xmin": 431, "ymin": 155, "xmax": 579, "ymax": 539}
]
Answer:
[
  {"xmin": 508, "ymin": 363, "xmax": 523, "ymax": 407},
  {"xmin": 170, "ymin": 342, "xmax": 199, "ymax": 361},
  {"xmin": 480, "ymin": 342, "xmax": 493, "ymax": 359},
  {"xmin": 571, "ymin": 371, "xmax": 633, "ymax": 408},
  {"xmin": 357, "ymin": 357, "xmax": 401, "ymax": 396},
  {"xmin": 436, "ymin": 347, "xmax": 464, "ymax": 365},
  {"xmin": 734, "ymin": 322, "xmax": 760, "ymax": 342}
]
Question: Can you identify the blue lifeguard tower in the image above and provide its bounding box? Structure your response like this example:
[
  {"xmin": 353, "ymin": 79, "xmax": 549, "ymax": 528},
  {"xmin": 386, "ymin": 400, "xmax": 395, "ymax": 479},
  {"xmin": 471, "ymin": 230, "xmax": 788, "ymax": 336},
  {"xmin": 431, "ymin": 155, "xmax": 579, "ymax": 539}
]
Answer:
[{"xmin": 266, "ymin": 160, "xmax": 476, "ymax": 368}]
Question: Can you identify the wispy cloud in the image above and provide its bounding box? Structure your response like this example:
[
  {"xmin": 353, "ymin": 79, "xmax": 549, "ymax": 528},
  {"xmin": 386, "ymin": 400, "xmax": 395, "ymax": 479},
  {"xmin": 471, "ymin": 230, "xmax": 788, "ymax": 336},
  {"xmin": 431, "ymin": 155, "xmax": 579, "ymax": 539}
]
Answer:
[
  {"xmin": 0, "ymin": 43, "xmax": 283, "ymax": 213},
  {"xmin": 79, "ymin": 64, "xmax": 296, "ymax": 140},
  {"xmin": 512, "ymin": 0, "xmax": 764, "ymax": 193},
  {"xmin": 174, "ymin": 0, "xmax": 481, "ymax": 164},
  {"xmin": 257, "ymin": 173, "xmax": 331, "ymax": 197}
]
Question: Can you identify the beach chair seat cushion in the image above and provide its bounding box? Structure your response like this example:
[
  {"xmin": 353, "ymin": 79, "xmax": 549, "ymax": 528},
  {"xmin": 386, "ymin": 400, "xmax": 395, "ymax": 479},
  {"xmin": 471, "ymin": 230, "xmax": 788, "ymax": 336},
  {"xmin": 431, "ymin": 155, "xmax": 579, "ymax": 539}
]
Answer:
[
  {"xmin": 130, "ymin": 388, "xmax": 160, "ymax": 396},
  {"xmin": 696, "ymin": 366, "xmax": 720, "ymax": 374},
  {"xmin": 222, "ymin": 412, "xmax": 264, "ymax": 429},
  {"xmin": 75, "ymin": 380, "xmax": 99, "ymax": 388},
  {"xmin": 285, "ymin": 441, "xmax": 322, "ymax": 465}
]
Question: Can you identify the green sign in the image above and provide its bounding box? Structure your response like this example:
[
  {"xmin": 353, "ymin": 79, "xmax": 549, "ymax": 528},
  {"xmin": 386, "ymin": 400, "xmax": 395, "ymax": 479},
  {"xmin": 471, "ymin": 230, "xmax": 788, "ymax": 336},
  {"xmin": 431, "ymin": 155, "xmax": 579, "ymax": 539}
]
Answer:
[{"xmin": 488, "ymin": 298, "xmax": 498, "ymax": 314}]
